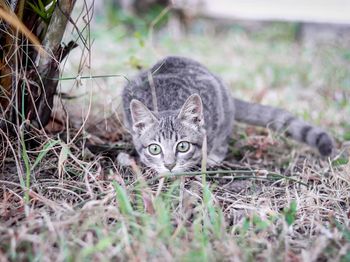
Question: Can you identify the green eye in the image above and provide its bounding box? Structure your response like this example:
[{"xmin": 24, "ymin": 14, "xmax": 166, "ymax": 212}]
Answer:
[
  {"xmin": 148, "ymin": 144, "xmax": 162, "ymax": 155},
  {"xmin": 177, "ymin": 141, "xmax": 191, "ymax": 153}
]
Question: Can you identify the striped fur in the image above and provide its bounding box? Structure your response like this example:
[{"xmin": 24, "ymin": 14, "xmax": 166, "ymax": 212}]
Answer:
[
  {"xmin": 234, "ymin": 99, "xmax": 334, "ymax": 156},
  {"xmin": 122, "ymin": 56, "xmax": 334, "ymax": 173}
]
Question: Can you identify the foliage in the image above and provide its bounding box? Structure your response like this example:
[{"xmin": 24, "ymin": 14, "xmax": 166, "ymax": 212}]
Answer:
[
  {"xmin": 283, "ymin": 201, "xmax": 297, "ymax": 226},
  {"xmin": 106, "ymin": 4, "xmax": 170, "ymax": 35},
  {"xmin": 27, "ymin": 0, "xmax": 57, "ymax": 24}
]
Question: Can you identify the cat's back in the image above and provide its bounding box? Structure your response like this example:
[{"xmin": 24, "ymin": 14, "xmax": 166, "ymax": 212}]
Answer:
[
  {"xmin": 122, "ymin": 56, "xmax": 212, "ymax": 109},
  {"xmin": 122, "ymin": 56, "xmax": 234, "ymax": 133}
]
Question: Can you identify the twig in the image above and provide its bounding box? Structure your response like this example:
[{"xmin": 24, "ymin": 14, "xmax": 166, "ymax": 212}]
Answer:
[
  {"xmin": 154, "ymin": 169, "xmax": 308, "ymax": 187},
  {"xmin": 148, "ymin": 72, "xmax": 158, "ymax": 113},
  {"xmin": 51, "ymin": 74, "xmax": 129, "ymax": 82}
]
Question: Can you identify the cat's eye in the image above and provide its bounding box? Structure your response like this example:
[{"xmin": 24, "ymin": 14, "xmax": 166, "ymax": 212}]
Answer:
[
  {"xmin": 176, "ymin": 141, "xmax": 191, "ymax": 153},
  {"xmin": 148, "ymin": 144, "xmax": 162, "ymax": 155}
]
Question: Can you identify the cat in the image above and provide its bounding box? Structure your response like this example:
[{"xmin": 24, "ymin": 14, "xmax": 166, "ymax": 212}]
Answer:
[{"xmin": 122, "ymin": 56, "xmax": 334, "ymax": 173}]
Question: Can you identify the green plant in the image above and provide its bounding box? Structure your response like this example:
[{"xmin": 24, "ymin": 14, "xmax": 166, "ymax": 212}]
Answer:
[
  {"xmin": 27, "ymin": 0, "xmax": 57, "ymax": 24},
  {"xmin": 283, "ymin": 201, "xmax": 297, "ymax": 226}
]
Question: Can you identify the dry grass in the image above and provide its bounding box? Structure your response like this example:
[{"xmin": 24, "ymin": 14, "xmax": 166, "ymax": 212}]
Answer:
[
  {"xmin": 1, "ymin": 122, "xmax": 349, "ymax": 261},
  {"xmin": 1, "ymin": 4, "xmax": 350, "ymax": 261}
]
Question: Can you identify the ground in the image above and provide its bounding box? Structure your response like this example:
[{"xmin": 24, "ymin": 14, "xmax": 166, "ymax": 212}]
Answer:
[{"xmin": 0, "ymin": 6, "xmax": 350, "ymax": 261}]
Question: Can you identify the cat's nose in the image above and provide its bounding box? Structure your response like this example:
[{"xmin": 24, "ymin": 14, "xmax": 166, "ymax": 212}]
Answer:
[{"xmin": 164, "ymin": 162, "xmax": 176, "ymax": 171}]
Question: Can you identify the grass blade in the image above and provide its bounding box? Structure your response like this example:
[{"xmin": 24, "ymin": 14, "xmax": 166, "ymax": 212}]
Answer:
[
  {"xmin": 113, "ymin": 182, "xmax": 134, "ymax": 216},
  {"xmin": 31, "ymin": 139, "xmax": 60, "ymax": 171}
]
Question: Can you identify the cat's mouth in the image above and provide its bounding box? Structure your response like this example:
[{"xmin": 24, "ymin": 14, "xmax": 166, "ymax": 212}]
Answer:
[
  {"xmin": 154, "ymin": 163, "xmax": 198, "ymax": 174},
  {"xmin": 157, "ymin": 168, "xmax": 182, "ymax": 174}
]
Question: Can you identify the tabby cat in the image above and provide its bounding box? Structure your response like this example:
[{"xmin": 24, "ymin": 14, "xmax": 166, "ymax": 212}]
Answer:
[{"xmin": 122, "ymin": 56, "xmax": 334, "ymax": 173}]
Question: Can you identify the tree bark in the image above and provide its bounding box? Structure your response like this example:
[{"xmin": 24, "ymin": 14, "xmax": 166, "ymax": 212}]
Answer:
[
  {"xmin": 0, "ymin": 0, "xmax": 77, "ymax": 133},
  {"xmin": 32, "ymin": 0, "xmax": 77, "ymax": 128}
]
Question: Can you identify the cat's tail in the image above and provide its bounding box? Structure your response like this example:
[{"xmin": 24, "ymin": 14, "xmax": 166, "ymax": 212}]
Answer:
[{"xmin": 233, "ymin": 98, "xmax": 334, "ymax": 156}]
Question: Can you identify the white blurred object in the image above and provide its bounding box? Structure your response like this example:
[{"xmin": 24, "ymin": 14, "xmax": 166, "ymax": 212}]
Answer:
[{"xmin": 174, "ymin": 0, "xmax": 350, "ymax": 24}]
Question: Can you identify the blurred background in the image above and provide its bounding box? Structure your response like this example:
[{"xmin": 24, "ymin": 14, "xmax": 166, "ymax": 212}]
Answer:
[{"xmin": 58, "ymin": 0, "xmax": 350, "ymax": 142}]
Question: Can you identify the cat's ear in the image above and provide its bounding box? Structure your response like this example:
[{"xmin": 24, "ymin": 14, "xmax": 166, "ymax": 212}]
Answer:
[
  {"xmin": 177, "ymin": 94, "xmax": 204, "ymax": 127},
  {"xmin": 130, "ymin": 99, "xmax": 158, "ymax": 134}
]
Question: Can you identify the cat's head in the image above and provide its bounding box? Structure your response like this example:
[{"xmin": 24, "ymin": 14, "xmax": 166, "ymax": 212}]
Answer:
[{"xmin": 129, "ymin": 94, "xmax": 205, "ymax": 173}]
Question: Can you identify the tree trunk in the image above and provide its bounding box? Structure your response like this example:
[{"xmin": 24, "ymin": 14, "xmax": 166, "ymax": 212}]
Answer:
[{"xmin": 0, "ymin": 0, "xmax": 77, "ymax": 134}]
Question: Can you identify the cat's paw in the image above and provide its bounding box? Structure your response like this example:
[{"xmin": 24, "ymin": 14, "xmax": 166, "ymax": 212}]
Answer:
[
  {"xmin": 207, "ymin": 154, "xmax": 225, "ymax": 167},
  {"xmin": 117, "ymin": 152, "xmax": 134, "ymax": 166}
]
